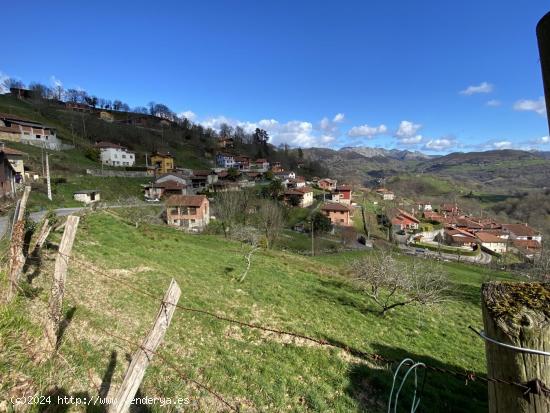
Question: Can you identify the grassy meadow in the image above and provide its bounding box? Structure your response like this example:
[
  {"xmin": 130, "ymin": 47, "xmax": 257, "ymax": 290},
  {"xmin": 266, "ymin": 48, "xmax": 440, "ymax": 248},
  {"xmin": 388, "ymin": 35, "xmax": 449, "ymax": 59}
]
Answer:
[{"xmin": 0, "ymin": 210, "xmax": 519, "ymax": 412}]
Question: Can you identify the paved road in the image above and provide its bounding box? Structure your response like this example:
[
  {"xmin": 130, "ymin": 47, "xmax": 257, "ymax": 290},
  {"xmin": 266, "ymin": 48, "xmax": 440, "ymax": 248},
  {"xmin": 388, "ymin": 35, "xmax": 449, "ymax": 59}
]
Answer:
[{"xmin": 398, "ymin": 244, "xmax": 492, "ymax": 264}]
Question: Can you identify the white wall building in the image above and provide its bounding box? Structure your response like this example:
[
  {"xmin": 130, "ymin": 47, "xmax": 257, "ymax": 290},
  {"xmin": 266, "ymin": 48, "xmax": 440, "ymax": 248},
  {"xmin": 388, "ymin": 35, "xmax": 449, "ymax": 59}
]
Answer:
[{"xmin": 95, "ymin": 142, "xmax": 135, "ymax": 167}]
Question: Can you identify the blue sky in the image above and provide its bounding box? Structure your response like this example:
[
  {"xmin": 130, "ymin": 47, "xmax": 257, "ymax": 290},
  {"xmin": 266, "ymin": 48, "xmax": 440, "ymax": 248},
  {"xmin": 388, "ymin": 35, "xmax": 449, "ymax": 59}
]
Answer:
[{"xmin": 1, "ymin": 0, "xmax": 550, "ymax": 152}]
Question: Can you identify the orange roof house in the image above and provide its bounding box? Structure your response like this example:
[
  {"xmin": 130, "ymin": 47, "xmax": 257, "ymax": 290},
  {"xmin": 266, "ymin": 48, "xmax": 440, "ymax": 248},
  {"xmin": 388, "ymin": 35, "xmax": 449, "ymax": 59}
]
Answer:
[
  {"xmin": 321, "ymin": 202, "xmax": 352, "ymax": 226},
  {"xmin": 165, "ymin": 195, "xmax": 210, "ymax": 232}
]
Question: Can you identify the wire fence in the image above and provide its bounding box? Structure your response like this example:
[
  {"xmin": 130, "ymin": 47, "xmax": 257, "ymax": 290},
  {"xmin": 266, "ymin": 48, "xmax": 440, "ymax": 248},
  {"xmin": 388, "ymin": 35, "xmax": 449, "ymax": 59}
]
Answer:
[{"xmin": 1, "ymin": 226, "xmax": 541, "ymax": 411}]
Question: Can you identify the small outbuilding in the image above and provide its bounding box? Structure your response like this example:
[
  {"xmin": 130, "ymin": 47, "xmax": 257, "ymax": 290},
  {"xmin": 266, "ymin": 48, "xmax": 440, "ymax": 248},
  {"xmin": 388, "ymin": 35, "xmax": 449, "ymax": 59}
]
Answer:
[{"xmin": 74, "ymin": 190, "xmax": 101, "ymax": 204}]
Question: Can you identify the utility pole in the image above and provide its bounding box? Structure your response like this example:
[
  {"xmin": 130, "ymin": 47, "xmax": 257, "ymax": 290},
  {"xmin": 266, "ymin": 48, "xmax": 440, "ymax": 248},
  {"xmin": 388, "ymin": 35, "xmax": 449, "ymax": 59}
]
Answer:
[
  {"xmin": 46, "ymin": 153, "xmax": 52, "ymax": 201},
  {"xmin": 41, "ymin": 146, "xmax": 45, "ymax": 177},
  {"xmin": 311, "ymin": 219, "xmax": 315, "ymax": 257}
]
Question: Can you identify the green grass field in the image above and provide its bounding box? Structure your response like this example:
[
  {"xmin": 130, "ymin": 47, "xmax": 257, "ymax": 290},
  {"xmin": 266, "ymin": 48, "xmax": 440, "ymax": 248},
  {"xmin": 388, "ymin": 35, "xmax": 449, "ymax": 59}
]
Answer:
[{"xmin": 0, "ymin": 211, "xmax": 517, "ymax": 412}]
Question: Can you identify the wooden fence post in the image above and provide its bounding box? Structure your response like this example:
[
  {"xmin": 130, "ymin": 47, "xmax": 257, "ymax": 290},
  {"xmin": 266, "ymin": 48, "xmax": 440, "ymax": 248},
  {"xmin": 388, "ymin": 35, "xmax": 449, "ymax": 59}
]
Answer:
[
  {"xmin": 108, "ymin": 279, "xmax": 181, "ymax": 413},
  {"xmin": 5, "ymin": 186, "xmax": 31, "ymax": 303},
  {"xmin": 481, "ymin": 282, "xmax": 550, "ymax": 413},
  {"xmin": 44, "ymin": 215, "xmax": 80, "ymax": 354},
  {"xmin": 32, "ymin": 218, "xmax": 51, "ymax": 254}
]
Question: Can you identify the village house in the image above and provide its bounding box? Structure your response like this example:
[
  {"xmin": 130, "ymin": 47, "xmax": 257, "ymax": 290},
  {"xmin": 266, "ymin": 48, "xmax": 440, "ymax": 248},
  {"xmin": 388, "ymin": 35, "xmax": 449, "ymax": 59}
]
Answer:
[
  {"xmin": 9, "ymin": 87, "xmax": 32, "ymax": 99},
  {"xmin": 116, "ymin": 115, "xmax": 150, "ymax": 127},
  {"xmin": 218, "ymin": 137, "xmax": 234, "ymax": 148},
  {"xmin": 0, "ymin": 145, "xmax": 26, "ymax": 183},
  {"xmin": 511, "ymin": 239, "xmax": 542, "ymax": 259},
  {"xmin": 321, "ymin": 202, "xmax": 352, "ymax": 226},
  {"xmin": 234, "ymin": 156, "xmax": 251, "ymax": 171},
  {"xmin": 271, "ymin": 162, "xmax": 284, "ymax": 173},
  {"xmin": 502, "ymin": 223, "xmax": 542, "ymax": 243},
  {"xmin": 287, "ymin": 176, "xmax": 306, "ymax": 189},
  {"xmin": 375, "ymin": 188, "xmax": 395, "ymax": 201},
  {"xmin": 440, "ymin": 203, "xmax": 460, "ymax": 215},
  {"xmin": 65, "ymin": 102, "xmax": 92, "ymax": 112},
  {"xmin": 443, "ymin": 227, "xmax": 478, "ymax": 247},
  {"xmin": 98, "ymin": 111, "xmax": 115, "ymax": 122},
  {"xmin": 416, "ymin": 201, "xmax": 433, "ymax": 211},
  {"xmin": 245, "ymin": 171, "xmax": 263, "ymax": 182},
  {"xmin": 390, "ymin": 209, "xmax": 420, "ymax": 231},
  {"xmin": 149, "ymin": 152, "xmax": 174, "ymax": 175},
  {"xmin": 0, "ymin": 149, "xmax": 16, "ymax": 198},
  {"xmin": 423, "ymin": 210, "xmax": 444, "ymax": 223},
  {"xmin": 0, "ymin": 113, "xmax": 63, "ymax": 150},
  {"xmin": 216, "ymin": 153, "xmax": 236, "ymax": 168},
  {"xmin": 189, "ymin": 170, "xmax": 218, "ymax": 191},
  {"xmin": 252, "ymin": 158, "xmax": 270, "ymax": 172},
  {"xmin": 95, "ymin": 141, "xmax": 135, "ymax": 167},
  {"xmin": 333, "ymin": 185, "xmax": 352, "ymax": 205},
  {"xmin": 476, "ymin": 232, "xmax": 507, "ymax": 254},
  {"xmin": 284, "ymin": 187, "xmax": 314, "ymax": 208},
  {"xmin": 73, "ymin": 190, "xmax": 101, "ymax": 204},
  {"xmin": 318, "ymin": 178, "xmax": 337, "ymax": 191},
  {"xmin": 166, "ymin": 194, "xmax": 210, "ymax": 232},
  {"xmin": 155, "ymin": 172, "xmax": 187, "ymax": 186},
  {"xmin": 144, "ymin": 180, "xmax": 187, "ymax": 200}
]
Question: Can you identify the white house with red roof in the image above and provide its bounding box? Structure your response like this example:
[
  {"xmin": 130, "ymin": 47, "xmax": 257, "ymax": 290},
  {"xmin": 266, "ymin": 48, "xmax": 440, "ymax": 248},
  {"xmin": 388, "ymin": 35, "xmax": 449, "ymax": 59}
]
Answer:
[
  {"xmin": 95, "ymin": 141, "xmax": 135, "ymax": 167},
  {"xmin": 476, "ymin": 231, "xmax": 507, "ymax": 254},
  {"xmin": 502, "ymin": 223, "xmax": 542, "ymax": 243},
  {"xmin": 391, "ymin": 209, "xmax": 420, "ymax": 231},
  {"xmin": 284, "ymin": 187, "xmax": 313, "ymax": 207},
  {"xmin": 334, "ymin": 185, "xmax": 352, "ymax": 205}
]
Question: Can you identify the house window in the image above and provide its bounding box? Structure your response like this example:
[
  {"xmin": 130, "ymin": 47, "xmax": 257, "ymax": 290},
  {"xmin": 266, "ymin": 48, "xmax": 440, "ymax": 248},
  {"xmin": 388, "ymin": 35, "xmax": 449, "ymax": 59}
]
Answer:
[
  {"xmin": 340, "ymin": 219, "xmax": 344, "ymax": 223},
  {"xmin": 170, "ymin": 208, "xmax": 179, "ymax": 215},
  {"xmin": 36, "ymin": 135, "xmax": 41, "ymax": 139},
  {"xmin": 188, "ymin": 207, "xmax": 197, "ymax": 215},
  {"xmin": 122, "ymin": 154, "xmax": 126, "ymax": 159}
]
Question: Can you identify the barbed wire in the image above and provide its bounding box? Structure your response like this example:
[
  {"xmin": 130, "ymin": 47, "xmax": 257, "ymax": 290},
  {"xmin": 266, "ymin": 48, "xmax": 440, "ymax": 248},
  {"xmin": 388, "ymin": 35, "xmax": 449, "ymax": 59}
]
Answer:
[
  {"xmin": 61, "ymin": 288, "xmax": 239, "ymax": 411},
  {"xmin": 8, "ymin": 237, "xmax": 539, "ymax": 397},
  {"xmin": 40, "ymin": 248, "xmax": 535, "ymax": 394}
]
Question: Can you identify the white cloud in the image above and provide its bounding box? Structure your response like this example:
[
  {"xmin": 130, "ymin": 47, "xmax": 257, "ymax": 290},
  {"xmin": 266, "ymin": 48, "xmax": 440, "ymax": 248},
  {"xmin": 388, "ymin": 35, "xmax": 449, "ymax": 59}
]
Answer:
[
  {"xmin": 178, "ymin": 110, "xmax": 196, "ymax": 121},
  {"xmin": 400, "ymin": 135, "xmax": 423, "ymax": 144},
  {"xmin": 0, "ymin": 71, "xmax": 9, "ymax": 94},
  {"xmin": 532, "ymin": 135, "xmax": 550, "ymax": 145},
  {"xmin": 424, "ymin": 138, "xmax": 456, "ymax": 151},
  {"xmin": 459, "ymin": 82, "xmax": 494, "ymax": 95},
  {"xmin": 318, "ymin": 114, "xmax": 346, "ymax": 142},
  {"xmin": 50, "ymin": 75, "xmax": 63, "ymax": 88},
  {"xmin": 333, "ymin": 113, "xmax": 345, "ymax": 123},
  {"xmin": 347, "ymin": 124, "xmax": 387, "ymax": 138},
  {"xmin": 199, "ymin": 115, "xmax": 327, "ymax": 147},
  {"xmin": 513, "ymin": 97, "xmax": 546, "ymax": 116},
  {"xmin": 486, "ymin": 99, "xmax": 501, "ymax": 107},
  {"xmin": 394, "ymin": 120, "xmax": 423, "ymax": 145},
  {"xmin": 492, "ymin": 140, "xmax": 513, "ymax": 149}
]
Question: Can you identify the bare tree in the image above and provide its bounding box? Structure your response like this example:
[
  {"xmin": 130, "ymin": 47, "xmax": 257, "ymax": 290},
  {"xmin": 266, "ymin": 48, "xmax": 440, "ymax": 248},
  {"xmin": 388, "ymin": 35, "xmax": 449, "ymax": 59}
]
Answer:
[
  {"xmin": 255, "ymin": 199, "xmax": 284, "ymax": 248},
  {"xmin": 350, "ymin": 250, "xmax": 449, "ymax": 315},
  {"xmin": 214, "ymin": 191, "xmax": 245, "ymax": 237},
  {"xmin": 229, "ymin": 225, "xmax": 261, "ymax": 282},
  {"xmin": 52, "ymin": 84, "xmax": 64, "ymax": 101},
  {"xmin": 530, "ymin": 249, "xmax": 550, "ymax": 281},
  {"xmin": 29, "ymin": 82, "xmax": 50, "ymax": 100},
  {"xmin": 2, "ymin": 77, "xmax": 25, "ymax": 91}
]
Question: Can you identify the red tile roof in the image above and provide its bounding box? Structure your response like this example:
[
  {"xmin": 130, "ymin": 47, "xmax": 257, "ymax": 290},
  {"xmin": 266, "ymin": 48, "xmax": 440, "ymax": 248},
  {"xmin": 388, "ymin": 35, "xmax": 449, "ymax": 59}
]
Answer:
[
  {"xmin": 95, "ymin": 141, "xmax": 126, "ymax": 149},
  {"xmin": 321, "ymin": 202, "xmax": 351, "ymax": 212},
  {"xmin": 0, "ymin": 146, "xmax": 26, "ymax": 156},
  {"xmin": 476, "ymin": 232, "xmax": 505, "ymax": 243},
  {"xmin": 512, "ymin": 239, "xmax": 541, "ymax": 250},
  {"xmin": 166, "ymin": 195, "xmax": 207, "ymax": 207},
  {"xmin": 503, "ymin": 223, "xmax": 540, "ymax": 237}
]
